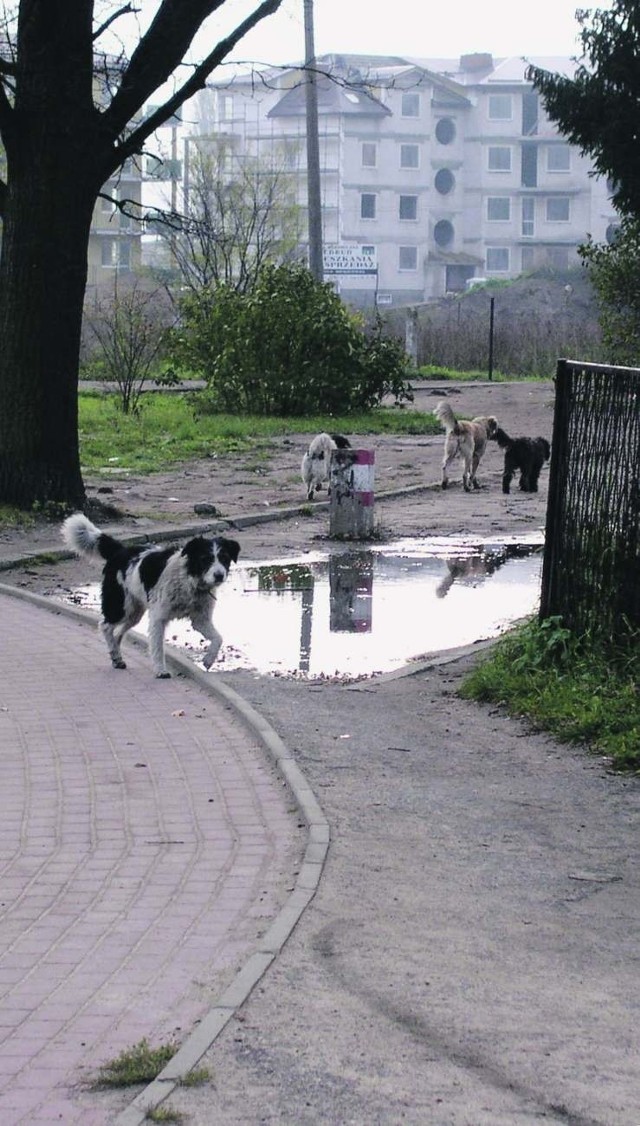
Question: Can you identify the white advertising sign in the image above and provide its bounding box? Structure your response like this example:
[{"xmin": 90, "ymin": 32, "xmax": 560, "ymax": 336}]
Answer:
[{"xmin": 323, "ymin": 245, "xmax": 378, "ymax": 276}]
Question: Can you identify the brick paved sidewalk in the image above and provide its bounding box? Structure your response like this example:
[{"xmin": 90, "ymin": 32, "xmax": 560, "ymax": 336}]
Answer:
[{"xmin": 0, "ymin": 592, "xmax": 304, "ymax": 1125}]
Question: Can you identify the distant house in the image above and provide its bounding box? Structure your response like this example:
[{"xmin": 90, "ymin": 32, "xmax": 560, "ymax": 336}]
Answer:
[
  {"xmin": 86, "ymin": 157, "xmax": 144, "ymax": 293},
  {"xmin": 188, "ymin": 52, "xmax": 618, "ymax": 307}
]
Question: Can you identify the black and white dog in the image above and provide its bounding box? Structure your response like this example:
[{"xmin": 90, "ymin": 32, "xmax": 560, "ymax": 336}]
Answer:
[
  {"xmin": 491, "ymin": 428, "xmax": 551, "ymax": 493},
  {"xmin": 301, "ymin": 432, "xmax": 351, "ymax": 500},
  {"xmin": 61, "ymin": 514, "xmax": 240, "ymax": 678}
]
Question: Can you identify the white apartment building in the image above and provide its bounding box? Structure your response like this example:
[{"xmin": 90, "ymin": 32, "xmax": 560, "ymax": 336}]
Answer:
[{"xmin": 191, "ymin": 52, "xmax": 619, "ymax": 307}]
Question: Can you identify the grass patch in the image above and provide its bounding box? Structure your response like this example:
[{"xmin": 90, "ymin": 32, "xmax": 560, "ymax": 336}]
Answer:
[
  {"xmin": 0, "ymin": 505, "xmax": 36, "ymax": 529},
  {"xmin": 91, "ymin": 1038, "xmax": 176, "ymax": 1089},
  {"xmin": 413, "ymin": 364, "xmax": 539, "ymax": 382},
  {"xmin": 460, "ymin": 617, "xmax": 640, "ymax": 771},
  {"xmin": 180, "ymin": 1066, "xmax": 211, "ymax": 1086},
  {"xmin": 78, "ymin": 392, "xmax": 440, "ymax": 475},
  {"xmin": 145, "ymin": 1108, "xmax": 184, "ymax": 1124}
]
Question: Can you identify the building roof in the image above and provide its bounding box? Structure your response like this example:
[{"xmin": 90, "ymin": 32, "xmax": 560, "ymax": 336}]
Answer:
[{"xmin": 267, "ymin": 70, "xmax": 391, "ymax": 118}]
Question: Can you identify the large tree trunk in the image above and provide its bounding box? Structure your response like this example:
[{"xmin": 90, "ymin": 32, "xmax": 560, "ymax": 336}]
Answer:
[
  {"xmin": 0, "ymin": 0, "xmax": 100, "ymax": 511},
  {"xmin": 0, "ymin": 160, "xmax": 95, "ymax": 509}
]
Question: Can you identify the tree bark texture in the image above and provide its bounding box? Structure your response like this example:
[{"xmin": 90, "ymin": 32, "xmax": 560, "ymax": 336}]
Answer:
[{"xmin": 0, "ymin": 1, "xmax": 102, "ymax": 508}]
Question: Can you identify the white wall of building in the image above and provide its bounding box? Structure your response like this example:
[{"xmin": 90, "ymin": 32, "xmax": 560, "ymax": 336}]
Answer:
[{"xmin": 186, "ymin": 53, "xmax": 619, "ymax": 307}]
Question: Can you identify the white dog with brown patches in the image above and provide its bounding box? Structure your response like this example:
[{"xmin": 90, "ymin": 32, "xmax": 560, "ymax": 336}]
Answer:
[
  {"xmin": 433, "ymin": 401, "xmax": 498, "ymax": 492},
  {"xmin": 301, "ymin": 432, "xmax": 351, "ymax": 501}
]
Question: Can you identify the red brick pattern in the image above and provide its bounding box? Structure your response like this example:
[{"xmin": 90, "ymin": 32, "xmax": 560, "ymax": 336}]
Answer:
[{"xmin": 0, "ymin": 597, "xmax": 300, "ymax": 1124}]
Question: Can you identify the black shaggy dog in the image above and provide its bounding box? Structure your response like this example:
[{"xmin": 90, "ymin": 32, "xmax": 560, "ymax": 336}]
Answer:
[{"xmin": 492, "ymin": 427, "xmax": 551, "ymax": 494}]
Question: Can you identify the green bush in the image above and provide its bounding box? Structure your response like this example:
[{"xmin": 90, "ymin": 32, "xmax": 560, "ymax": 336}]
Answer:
[{"xmin": 168, "ymin": 264, "xmax": 413, "ymax": 415}]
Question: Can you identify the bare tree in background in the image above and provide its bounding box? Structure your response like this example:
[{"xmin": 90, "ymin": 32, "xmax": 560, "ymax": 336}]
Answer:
[
  {"xmin": 86, "ymin": 278, "xmax": 173, "ymax": 414},
  {"xmin": 0, "ymin": 0, "xmax": 283, "ymax": 509},
  {"xmin": 161, "ymin": 139, "xmax": 304, "ymax": 294}
]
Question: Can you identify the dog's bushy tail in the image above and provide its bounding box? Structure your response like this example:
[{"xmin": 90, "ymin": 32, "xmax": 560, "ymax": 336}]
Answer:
[
  {"xmin": 433, "ymin": 401, "xmax": 460, "ymax": 434},
  {"xmin": 61, "ymin": 513, "xmax": 122, "ymax": 562},
  {"xmin": 330, "ymin": 433, "xmax": 351, "ymax": 449},
  {"xmin": 493, "ymin": 427, "xmax": 513, "ymax": 449}
]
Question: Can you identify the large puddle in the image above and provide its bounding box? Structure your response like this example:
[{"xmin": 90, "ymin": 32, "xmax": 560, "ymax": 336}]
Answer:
[{"xmin": 63, "ymin": 534, "xmax": 544, "ymax": 680}]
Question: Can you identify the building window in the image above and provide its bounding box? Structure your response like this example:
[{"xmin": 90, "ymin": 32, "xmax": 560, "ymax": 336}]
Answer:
[
  {"xmin": 547, "ymin": 144, "xmax": 570, "ymax": 172},
  {"xmin": 521, "ymin": 245, "xmax": 535, "ymax": 271},
  {"xmin": 547, "ymin": 247, "xmax": 569, "ymax": 269},
  {"xmin": 522, "ymin": 196, "xmax": 535, "ymax": 237},
  {"xmin": 433, "ymin": 219, "xmax": 454, "ymax": 248},
  {"xmin": 362, "ymin": 142, "xmax": 377, "ymax": 168},
  {"xmin": 398, "ymin": 246, "xmax": 418, "ymax": 271},
  {"xmin": 401, "ymin": 92, "xmax": 420, "ymax": 117},
  {"xmin": 435, "ymin": 118, "xmax": 456, "ymax": 145},
  {"xmin": 606, "ymin": 223, "xmax": 621, "ymax": 244},
  {"xmin": 400, "ymin": 143, "xmax": 419, "ymax": 169},
  {"xmin": 546, "ymin": 197, "xmax": 570, "ymax": 222},
  {"xmin": 521, "ymin": 142, "xmax": 538, "ymax": 187},
  {"xmin": 361, "ymin": 244, "xmax": 375, "ymax": 255},
  {"xmin": 101, "ymin": 238, "xmax": 116, "ymax": 266},
  {"xmin": 101, "ymin": 238, "xmax": 131, "ymax": 268},
  {"xmin": 100, "ymin": 196, "xmax": 114, "ymax": 214},
  {"xmin": 522, "ymin": 92, "xmax": 538, "ymax": 136},
  {"xmin": 360, "ymin": 193, "xmax": 376, "ymax": 220},
  {"xmin": 487, "ymin": 197, "xmax": 511, "ymax": 221},
  {"xmin": 219, "ymin": 95, "xmax": 234, "ymax": 121},
  {"xmin": 488, "ymin": 94, "xmax": 512, "ymax": 120},
  {"xmin": 488, "ymin": 146, "xmax": 511, "ymax": 172},
  {"xmin": 434, "ymin": 168, "xmax": 455, "ymax": 194},
  {"xmin": 399, "ymin": 194, "xmax": 418, "ymax": 221},
  {"xmin": 486, "ymin": 246, "xmax": 509, "ymax": 272}
]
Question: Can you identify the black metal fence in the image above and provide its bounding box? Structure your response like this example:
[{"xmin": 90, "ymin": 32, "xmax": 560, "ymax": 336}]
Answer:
[{"xmin": 540, "ymin": 359, "xmax": 640, "ymax": 639}]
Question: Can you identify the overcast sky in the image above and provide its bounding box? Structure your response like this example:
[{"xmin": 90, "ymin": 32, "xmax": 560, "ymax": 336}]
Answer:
[
  {"xmin": 205, "ymin": 0, "xmax": 612, "ymax": 69},
  {"xmin": 129, "ymin": 1, "xmax": 612, "ymax": 73}
]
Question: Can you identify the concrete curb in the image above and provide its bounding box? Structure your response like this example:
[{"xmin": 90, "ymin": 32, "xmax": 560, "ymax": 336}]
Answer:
[
  {"xmin": 0, "ymin": 483, "xmax": 442, "ymax": 573},
  {"xmin": 0, "ymin": 581, "xmax": 330, "ymax": 1125}
]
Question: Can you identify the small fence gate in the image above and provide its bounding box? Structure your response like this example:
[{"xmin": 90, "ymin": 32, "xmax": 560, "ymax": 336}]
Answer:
[{"xmin": 540, "ymin": 358, "xmax": 640, "ymax": 639}]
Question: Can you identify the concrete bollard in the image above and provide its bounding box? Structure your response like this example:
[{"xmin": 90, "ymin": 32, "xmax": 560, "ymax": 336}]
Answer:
[{"xmin": 329, "ymin": 448, "xmax": 375, "ymax": 539}]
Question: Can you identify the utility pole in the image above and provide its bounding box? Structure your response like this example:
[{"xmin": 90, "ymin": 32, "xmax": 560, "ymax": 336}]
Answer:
[{"xmin": 303, "ymin": 0, "xmax": 323, "ymax": 281}]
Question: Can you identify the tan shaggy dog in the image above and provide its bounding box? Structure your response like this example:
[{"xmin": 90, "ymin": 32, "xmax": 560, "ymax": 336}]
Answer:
[{"xmin": 433, "ymin": 401, "xmax": 498, "ymax": 492}]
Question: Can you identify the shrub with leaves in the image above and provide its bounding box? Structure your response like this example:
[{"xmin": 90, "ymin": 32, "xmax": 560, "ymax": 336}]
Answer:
[
  {"xmin": 169, "ymin": 264, "xmax": 412, "ymax": 415},
  {"xmin": 580, "ymin": 217, "xmax": 640, "ymax": 366}
]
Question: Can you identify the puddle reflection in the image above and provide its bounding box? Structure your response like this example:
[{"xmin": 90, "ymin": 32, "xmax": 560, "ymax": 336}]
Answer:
[{"xmin": 64, "ymin": 534, "xmax": 544, "ymax": 680}]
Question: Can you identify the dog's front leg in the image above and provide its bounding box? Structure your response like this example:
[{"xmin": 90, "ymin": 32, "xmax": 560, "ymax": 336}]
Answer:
[
  {"xmin": 191, "ymin": 609, "xmax": 223, "ymax": 669},
  {"xmin": 147, "ymin": 613, "xmax": 170, "ymax": 678}
]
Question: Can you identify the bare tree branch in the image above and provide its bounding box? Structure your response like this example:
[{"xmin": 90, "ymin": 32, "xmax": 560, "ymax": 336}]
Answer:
[
  {"xmin": 103, "ymin": 0, "xmax": 283, "ymax": 161},
  {"xmin": 93, "ymin": 3, "xmax": 137, "ymax": 43}
]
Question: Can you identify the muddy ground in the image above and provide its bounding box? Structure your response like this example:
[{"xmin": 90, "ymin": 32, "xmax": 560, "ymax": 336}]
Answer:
[{"xmin": 0, "ymin": 380, "xmax": 555, "ymax": 589}]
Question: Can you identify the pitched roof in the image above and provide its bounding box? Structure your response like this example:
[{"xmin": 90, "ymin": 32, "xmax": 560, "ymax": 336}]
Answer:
[{"xmin": 267, "ymin": 71, "xmax": 391, "ymax": 118}]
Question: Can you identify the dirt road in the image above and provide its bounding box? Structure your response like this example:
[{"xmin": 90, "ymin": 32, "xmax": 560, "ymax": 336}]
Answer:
[
  {"xmin": 3, "ymin": 382, "xmax": 640, "ymax": 1125},
  {"xmin": 0, "ymin": 380, "xmax": 555, "ymax": 579}
]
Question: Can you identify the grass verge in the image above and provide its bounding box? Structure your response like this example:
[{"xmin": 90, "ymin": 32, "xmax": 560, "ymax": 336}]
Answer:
[
  {"xmin": 78, "ymin": 392, "xmax": 440, "ymax": 475},
  {"xmin": 459, "ymin": 616, "xmax": 640, "ymax": 771}
]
